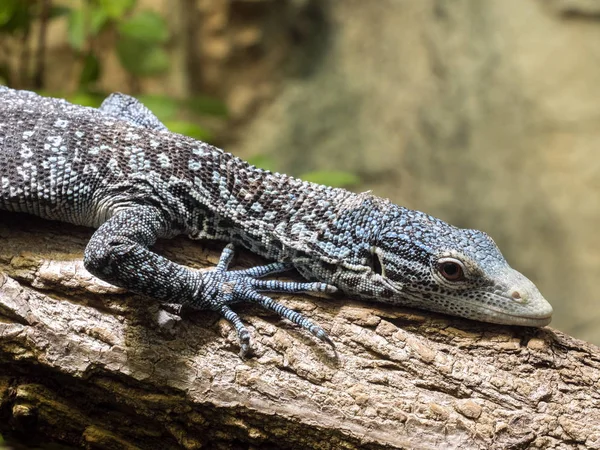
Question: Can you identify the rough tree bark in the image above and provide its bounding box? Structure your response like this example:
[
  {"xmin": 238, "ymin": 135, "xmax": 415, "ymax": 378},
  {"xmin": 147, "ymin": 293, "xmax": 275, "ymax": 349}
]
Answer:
[{"xmin": 0, "ymin": 213, "xmax": 599, "ymax": 450}]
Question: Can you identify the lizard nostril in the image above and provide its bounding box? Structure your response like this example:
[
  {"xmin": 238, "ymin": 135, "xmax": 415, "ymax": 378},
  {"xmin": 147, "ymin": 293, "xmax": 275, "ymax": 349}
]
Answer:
[
  {"xmin": 510, "ymin": 291, "xmax": 525, "ymax": 302},
  {"xmin": 510, "ymin": 290, "xmax": 529, "ymax": 304}
]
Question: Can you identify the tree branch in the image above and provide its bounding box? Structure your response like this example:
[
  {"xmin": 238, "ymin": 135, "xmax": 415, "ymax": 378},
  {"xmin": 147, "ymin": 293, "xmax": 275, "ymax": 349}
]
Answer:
[{"xmin": 0, "ymin": 214, "xmax": 599, "ymax": 449}]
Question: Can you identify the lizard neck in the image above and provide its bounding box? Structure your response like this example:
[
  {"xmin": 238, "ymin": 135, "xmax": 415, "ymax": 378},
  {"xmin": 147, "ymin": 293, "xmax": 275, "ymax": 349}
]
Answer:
[
  {"xmin": 291, "ymin": 195, "xmax": 395, "ymax": 285},
  {"xmin": 178, "ymin": 142, "xmax": 387, "ymax": 264}
]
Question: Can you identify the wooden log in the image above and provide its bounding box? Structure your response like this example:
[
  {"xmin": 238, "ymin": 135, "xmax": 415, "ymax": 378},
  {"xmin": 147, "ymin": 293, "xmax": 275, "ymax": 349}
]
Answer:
[{"xmin": 1, "ymin": 213, "xmax": 599, "ymax": 450}]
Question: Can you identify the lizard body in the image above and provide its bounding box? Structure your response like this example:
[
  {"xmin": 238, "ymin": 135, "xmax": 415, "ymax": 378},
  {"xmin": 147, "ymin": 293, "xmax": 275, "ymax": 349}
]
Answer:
[{"xmin": 0, "ymin": 87, "xmax": 553, "ymax": 355}]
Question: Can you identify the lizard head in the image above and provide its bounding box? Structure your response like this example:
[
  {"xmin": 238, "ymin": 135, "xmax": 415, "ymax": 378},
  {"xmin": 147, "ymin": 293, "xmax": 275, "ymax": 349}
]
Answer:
[{"xmin": 363, "ymin": 208, "xmax": 553, "ymax": 327}]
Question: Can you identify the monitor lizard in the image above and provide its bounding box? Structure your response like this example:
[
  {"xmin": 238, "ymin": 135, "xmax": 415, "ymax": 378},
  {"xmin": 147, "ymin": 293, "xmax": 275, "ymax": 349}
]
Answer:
[{"xmin": 0, "ymin": 87, "xmax": 553, "ymax": 356}]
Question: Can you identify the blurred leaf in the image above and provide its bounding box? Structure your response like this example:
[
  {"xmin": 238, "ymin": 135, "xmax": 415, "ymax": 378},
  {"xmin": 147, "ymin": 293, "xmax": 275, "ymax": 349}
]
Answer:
[
  {"xmin": 300, "ymin": 170, "xmax": 360, "ymax": 188},
  {"xmin": 186, "ymin": 95, "xmax": 228, "ymax": 117},
  {"xmin": 247, "ymin": 154, "xmax": 277, "ymax": 172},
  {"xmin": 136, "ymin": 94, "xmax": 178, "ymax": 121},
  {"xmin": 0, "ymin": 1, "xmax": 32, "ymax": 33},
  {"xmin": 164, "ymin": 120, "xmax": 213, "ymax": 141},
  {"xmin": 98, "ymin": 0, "xmax": 135, "ymax": 19},
  {"xmin": 67, "ymin": 4, "xmax": 109, "ymax": 51},
  {"xmin": 66, "ymin": 92, "xmax": 105, "ymax": 108},
  {"xmin": 118, "ymin": 10, "xmax": 168, "ymax": 43},
  {"xmin": 67, "ymin": 8, "xmax": 86, "ymax": 50},
  {"xmin": 89, "ymin": 6, "xmax": 108, "ymax": 35},
  {"xmin": 35, "ymin": 90, "xmax": 104, "ymax": 108},
  {"xmin": 78, "ymin": 52, "xmax": 101, "ymax": 88},
  {"xmin": 116, "ymin": 38, "xmax": 170, "ymax": 76},
  {"xmin": 49, "ymin": 5, "xmax": 71, "ymax": 19},
  {"xmin": 0, "ymin": 63, "xmax": 11, "ymax": 85},
  {"xmin": 0, "ymin": 0, "xmax": 18, "ymax": 27}
]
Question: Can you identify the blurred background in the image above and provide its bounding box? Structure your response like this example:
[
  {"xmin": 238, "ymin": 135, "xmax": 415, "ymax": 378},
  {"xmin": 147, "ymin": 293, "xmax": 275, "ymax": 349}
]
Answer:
[{"xmin": 0, "ymin": 0, "xmax": 598, "ymax": 346}]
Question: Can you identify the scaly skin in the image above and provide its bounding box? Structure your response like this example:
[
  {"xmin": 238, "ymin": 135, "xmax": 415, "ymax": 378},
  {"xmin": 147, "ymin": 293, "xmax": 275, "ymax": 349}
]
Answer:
[{"xmin": 0, "ymin": 87, "xmax": 553, "ymax": 356}]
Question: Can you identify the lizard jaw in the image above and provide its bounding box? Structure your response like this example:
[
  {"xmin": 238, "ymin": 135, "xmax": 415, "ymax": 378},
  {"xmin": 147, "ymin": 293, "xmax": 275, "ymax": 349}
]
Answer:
[{"xmin": 465, "ymin": 300, "xmax": 553, "ymax": 327}]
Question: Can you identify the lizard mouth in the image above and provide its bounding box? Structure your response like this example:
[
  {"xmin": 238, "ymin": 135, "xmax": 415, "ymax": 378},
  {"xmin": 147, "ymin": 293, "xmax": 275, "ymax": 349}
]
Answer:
[
  {"xmin": 398, "ymin": 287, "xmax": 553, "ymax": 327},
  {"xmin": 458, "ymin": 296, "xmax": 553, "ymax": 327},
  {"xmin": 477, "ymin": 307, "xmax": 552, "ymax": 327}
]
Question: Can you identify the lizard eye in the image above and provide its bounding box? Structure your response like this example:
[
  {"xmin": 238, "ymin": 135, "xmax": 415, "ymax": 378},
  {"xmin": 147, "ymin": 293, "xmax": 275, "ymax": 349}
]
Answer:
[{"xmin": 437, "ymin": 258, "xmax": 466, "ymax": 282}]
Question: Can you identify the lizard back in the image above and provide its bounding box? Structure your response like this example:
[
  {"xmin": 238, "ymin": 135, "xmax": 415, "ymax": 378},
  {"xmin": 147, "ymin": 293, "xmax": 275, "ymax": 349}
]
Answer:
[{"xmin": 0, "ymin": 87, "xmax": 370, "ymax": 265}]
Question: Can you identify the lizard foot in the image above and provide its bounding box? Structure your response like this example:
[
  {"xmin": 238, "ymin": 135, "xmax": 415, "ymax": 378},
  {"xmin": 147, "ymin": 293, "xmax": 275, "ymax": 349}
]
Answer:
[{"xmin": 199, "ymin": 244, "xmax": 337, "ymax": 357}]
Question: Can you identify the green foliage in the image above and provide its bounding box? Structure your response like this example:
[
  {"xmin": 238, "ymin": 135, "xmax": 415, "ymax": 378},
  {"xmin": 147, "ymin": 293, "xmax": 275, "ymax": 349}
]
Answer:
[
  {"xmin": 0, "ymin": 0, "xmax": 173, "ymax": 87},
  {"xmin": 0, "ymin": 0, "xmax": 227, "ymax": 143},
  {"xmin": 0, "ymin": 0, "xmax": 32, "ymax": 33},
  {"xmin": 78, "ymin": 53, "xmax": 101, "ymax": 89},
  {"xmin": 245, "ymin": 157, "xmax": 361, "ymax": 189},
  {"xmin": 0, "ymin": 0, "xmax": 19, "ymax": 27},
  {"xmin": 65, "ymin": 92, "xmax": 106, "ymax": 108},
  {"xmin": 63, "ymin": 0, "xmax": 171, "ymax": 82},
  {"xmin": 116, "ymin": 40, "xmax": 170, "ymax": 77},
  {"xmin": 116, "ymin": 10, "xmax": 170, "ymax": 76},
  {"xmin": 186, "ymin": 95, "xmax": 229, "ymax": 118},
  {"xmin": 165, "ymin": 121, "xmax": 213, "ymax": 142},
  {"xmin": 300, "ymin": 170, "xmax": 361, "ymax": 188},
  {"xmin": 134, "ymin": 94, "xmax": 217, "ymax": 141},
  {"xmin": 0, "ymin": 63, "xmax": 9, "ymax": 85},
  {"xmin": 247, "ymin": 154, "xmax": 278, "ymax": 172},
  {"xmin": 66, "ymin": 8, "xmax": 87, "ymax": 51},
  {"xmin": 136, "ymin": 94, "xmax": 178, "ymax": 120},
  {"xmin": 49, "ymin": 6, "xmax": 72, "ymax": 20},
  {"xmin": 118, "ymin": 10, "xmax": 168, "ymax": 44},
  {"xmin": 99, "ymin": 0, "xmax": 135, "ymax": 19}
]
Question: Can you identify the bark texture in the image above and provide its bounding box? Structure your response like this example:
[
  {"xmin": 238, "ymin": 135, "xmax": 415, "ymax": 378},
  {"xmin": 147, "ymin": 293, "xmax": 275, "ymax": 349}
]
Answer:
[{"xmin": 0, "ymin": 214, "xmax": 599, "ymax": 450}]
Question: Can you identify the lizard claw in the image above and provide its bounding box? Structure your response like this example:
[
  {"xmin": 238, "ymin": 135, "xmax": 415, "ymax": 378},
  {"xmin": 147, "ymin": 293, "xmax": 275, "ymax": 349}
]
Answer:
[
  {"xmin": 218, "ymin": 304, "xmax": 251, "ymax": 357},
  {"xmin": 198, "ymin": 244, "xmax": 336, "ymax": 357}
]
